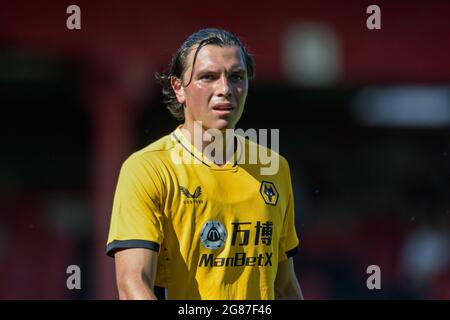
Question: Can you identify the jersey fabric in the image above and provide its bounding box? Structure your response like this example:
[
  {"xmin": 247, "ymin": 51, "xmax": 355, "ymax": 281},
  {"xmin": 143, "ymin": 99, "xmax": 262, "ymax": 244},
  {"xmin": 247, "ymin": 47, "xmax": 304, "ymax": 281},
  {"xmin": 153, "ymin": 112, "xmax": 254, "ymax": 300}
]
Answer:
[{"xmin": 106, "ymin": 126, "xmax": 299, "ymax": 300}]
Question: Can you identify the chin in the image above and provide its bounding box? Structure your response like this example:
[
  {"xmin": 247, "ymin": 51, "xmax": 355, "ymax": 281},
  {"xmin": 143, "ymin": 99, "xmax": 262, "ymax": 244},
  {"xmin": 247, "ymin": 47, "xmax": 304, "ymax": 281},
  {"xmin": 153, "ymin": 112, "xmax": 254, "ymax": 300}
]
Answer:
[{"xmin": 206, "ymin": 119, "xmax": 236, "ymax": 131}]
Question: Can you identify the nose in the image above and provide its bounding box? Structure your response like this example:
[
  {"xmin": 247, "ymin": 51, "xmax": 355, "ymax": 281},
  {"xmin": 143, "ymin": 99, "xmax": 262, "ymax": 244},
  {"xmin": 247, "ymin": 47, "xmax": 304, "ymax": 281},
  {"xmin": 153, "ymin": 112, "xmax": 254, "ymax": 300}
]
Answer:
[{"xmin": 216, "ymin": 75, "xmax": 232, "ymax": 97}]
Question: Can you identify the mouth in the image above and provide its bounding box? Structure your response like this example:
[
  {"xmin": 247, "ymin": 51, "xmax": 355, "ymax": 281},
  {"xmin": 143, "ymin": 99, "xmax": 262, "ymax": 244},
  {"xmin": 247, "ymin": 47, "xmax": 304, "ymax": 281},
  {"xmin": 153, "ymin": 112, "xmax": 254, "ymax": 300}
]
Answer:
[{"xmin": 212, "ymin": 103, "xmax": 235, "ymax": 115}]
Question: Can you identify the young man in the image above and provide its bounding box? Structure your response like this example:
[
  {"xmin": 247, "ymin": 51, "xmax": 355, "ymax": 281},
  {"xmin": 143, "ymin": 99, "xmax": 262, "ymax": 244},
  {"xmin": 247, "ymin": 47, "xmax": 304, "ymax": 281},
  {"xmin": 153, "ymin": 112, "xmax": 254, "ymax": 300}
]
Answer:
[{"xmin": 106, "ymin": 28, "xmax": 303, "ymax": 300}]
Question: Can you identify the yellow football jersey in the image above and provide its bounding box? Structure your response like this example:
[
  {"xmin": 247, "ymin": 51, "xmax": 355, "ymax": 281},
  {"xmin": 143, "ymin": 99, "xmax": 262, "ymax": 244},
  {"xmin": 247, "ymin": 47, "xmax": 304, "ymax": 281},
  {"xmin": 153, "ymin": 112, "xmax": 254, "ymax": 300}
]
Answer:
[{"xmin": 106, "ymin": 126, "xmax": 299, "ymax": 300}]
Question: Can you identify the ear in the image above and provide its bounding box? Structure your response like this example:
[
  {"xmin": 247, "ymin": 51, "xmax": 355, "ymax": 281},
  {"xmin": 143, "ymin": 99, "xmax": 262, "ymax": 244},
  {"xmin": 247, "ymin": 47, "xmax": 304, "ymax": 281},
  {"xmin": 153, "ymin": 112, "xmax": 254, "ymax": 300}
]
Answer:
[{"xmin": 170, "ymin": 76, "xmax": 186, "ymax": 105}]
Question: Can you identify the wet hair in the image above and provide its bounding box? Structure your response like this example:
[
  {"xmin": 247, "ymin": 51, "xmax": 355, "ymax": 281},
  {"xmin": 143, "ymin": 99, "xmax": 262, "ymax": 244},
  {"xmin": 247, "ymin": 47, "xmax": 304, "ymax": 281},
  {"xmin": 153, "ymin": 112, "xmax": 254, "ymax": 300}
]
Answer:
[{"xmin": 155, "ymin": 28, "xmax": 255, "ymax": 121}]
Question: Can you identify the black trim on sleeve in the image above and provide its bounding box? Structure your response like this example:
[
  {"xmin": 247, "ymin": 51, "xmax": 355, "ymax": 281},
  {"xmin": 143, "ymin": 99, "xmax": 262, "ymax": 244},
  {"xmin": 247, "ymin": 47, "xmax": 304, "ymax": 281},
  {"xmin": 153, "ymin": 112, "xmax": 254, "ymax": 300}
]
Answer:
[
  {"xmin": 154, "ymin": 286, "xmax": 166, "ymax": 300},
  {"xmin": 106, "ymin": 240, "xmax": 160, "ymax": 257},
  {"xmin": 286, "ymin": 246, "xmax": 299, "ymax": 258}
]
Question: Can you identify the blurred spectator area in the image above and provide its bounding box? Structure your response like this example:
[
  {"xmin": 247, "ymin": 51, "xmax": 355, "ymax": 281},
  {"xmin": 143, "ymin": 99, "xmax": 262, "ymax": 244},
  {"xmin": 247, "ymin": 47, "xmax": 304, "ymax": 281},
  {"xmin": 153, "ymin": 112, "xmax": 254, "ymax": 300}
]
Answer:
[{"xmin": 0, "ymin": 0, "xmax": 449, "ymax": 299}]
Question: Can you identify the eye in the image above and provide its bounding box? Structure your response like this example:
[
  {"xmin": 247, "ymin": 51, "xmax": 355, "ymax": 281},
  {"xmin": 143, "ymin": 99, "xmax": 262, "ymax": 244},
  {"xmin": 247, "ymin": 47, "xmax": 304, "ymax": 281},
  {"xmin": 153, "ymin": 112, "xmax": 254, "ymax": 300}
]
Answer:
[
  {"xmin": 200, "ymin": 73, "xmax": 215, "ymax": 81},
  {"xmin": 230, "ymin": 73, "xmax": 245, "ymax": 82}
]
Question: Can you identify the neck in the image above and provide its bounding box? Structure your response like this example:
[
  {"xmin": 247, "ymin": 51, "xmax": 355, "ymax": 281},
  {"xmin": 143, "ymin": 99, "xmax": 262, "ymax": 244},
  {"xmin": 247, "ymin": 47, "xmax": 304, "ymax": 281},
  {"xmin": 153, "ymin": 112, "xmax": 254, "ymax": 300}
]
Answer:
[{"xmin": 180, "ymin": 122, "xmax": 236, "ymax": 166}]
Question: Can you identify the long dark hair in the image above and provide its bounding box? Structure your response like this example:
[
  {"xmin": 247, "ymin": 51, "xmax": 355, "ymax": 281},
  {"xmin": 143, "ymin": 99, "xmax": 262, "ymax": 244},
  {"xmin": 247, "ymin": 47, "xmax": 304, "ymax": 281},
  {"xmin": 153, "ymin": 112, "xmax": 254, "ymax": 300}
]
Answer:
[{"xmin": 155, "ymin": 28, "xmax": 255, "ymax": 121}]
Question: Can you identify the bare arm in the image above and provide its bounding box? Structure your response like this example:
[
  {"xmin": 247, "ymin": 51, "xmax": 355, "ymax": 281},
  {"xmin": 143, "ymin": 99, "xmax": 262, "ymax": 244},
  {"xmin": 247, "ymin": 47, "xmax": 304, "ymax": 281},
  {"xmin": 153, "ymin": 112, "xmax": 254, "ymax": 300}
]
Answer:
[
  {"xmin": 274, "ymin": 257, "xmax": 304, "ymax": 300},
  {"xmin": 114, "ymin": 248, "xmax": 158, "ymax": 300}
]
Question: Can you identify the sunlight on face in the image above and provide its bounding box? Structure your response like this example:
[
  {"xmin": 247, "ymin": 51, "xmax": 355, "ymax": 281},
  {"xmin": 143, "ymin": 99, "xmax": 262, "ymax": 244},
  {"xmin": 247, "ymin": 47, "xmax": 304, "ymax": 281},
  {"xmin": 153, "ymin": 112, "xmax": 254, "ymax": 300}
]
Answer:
[{"xmin": 181, "ymin": 45, "xmax": 249, "ymax": 131}]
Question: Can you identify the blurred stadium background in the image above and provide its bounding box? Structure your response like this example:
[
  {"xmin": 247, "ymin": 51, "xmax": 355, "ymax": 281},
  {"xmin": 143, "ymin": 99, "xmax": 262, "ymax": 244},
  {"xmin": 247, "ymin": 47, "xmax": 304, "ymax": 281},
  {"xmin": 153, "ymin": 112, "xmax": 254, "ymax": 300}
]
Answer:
[{"xmin": 0, "ymin": 0, "xmax": 449, "ymax": 299}]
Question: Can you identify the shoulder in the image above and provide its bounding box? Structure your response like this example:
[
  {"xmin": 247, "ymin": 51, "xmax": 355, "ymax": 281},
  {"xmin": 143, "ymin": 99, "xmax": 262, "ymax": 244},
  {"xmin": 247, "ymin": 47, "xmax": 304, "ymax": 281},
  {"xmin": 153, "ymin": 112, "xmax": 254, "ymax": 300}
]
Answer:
[
  {"xmin": 125, "ymin": 132, "xmax": 177, "ymax": 166},
  {"xmin": 135, "ymin": 132, "xmax": 178, "ymax": 158},
  {"xmin": 118, "ymin": 132, "xmax": 179, "ymax": 181}
]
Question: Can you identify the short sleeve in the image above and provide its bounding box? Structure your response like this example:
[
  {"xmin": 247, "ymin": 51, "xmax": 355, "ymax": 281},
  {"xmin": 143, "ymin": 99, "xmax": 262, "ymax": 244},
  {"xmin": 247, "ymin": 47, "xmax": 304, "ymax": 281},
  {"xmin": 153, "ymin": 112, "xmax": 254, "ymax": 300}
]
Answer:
[
  {"xmin": 106, "ymin": 153, "xmax": 165, "ymax": 257},
  {"xmin": 278, "ymin": 159, "xmax": 299, "ymax": 262}
]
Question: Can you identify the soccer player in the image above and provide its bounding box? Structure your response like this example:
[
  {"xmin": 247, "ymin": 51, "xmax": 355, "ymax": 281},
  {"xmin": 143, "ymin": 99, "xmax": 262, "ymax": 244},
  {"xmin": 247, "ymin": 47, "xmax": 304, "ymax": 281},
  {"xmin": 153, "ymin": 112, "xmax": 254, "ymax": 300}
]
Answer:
[{"xmin": 106, "ymin": 28, "xmax": 303, "ymax": 300}]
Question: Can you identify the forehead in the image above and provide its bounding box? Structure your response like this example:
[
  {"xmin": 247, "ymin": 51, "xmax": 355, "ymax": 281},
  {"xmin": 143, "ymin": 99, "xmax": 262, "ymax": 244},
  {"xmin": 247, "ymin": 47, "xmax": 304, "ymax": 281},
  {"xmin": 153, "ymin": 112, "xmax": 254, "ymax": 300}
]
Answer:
[{"xmin": 186, "ymin": 45, "xmax": 246, "ymax": 71}]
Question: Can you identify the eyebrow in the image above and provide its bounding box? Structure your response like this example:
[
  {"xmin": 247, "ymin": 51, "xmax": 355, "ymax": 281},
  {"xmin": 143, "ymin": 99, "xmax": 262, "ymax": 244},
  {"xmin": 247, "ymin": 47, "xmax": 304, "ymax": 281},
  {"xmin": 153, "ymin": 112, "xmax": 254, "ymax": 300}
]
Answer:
[
  {"xmin": 196, "ymin": 66, "xmax": 247, "ymax": 74},
  {"xmin": 229, "ymin": 67, "xmax": 246, "ymax": 73}
]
